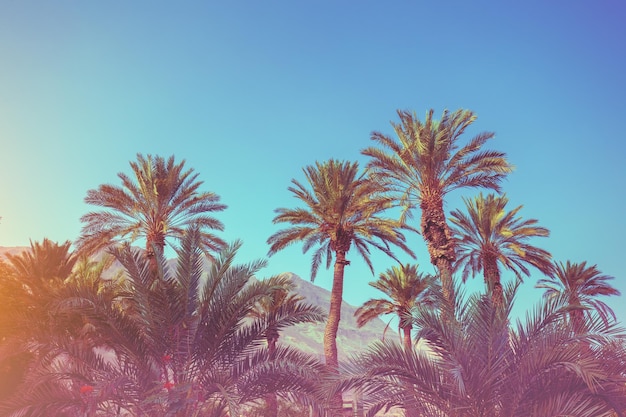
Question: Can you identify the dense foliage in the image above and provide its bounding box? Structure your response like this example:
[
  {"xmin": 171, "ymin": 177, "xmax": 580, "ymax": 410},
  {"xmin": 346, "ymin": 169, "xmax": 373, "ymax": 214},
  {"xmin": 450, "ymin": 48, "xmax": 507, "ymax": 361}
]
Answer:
[
  {"xmin": 0, "ymin": 233, "xmax": 326, "ymax": 416},
  {"xmin": 337, "ymin": 284, "xmax": 626, "ymax": 417}
]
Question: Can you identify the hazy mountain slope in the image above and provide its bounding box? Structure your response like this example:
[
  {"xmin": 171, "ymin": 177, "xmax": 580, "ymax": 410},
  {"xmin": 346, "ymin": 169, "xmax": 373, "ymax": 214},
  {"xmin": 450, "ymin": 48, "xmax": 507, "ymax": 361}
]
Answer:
[
  {"xmin": 272, "ymin": 272, "xmax": 389, "ymax": 362},
  {"xmin": 0, "ymin": 246, "xmax": 28, "ymax": 257}
]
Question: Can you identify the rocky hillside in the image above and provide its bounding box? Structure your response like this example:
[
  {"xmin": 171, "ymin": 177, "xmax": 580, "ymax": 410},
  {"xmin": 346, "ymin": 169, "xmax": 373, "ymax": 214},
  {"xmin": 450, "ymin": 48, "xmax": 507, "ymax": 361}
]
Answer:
[{"xmin": 276, "ymin": 272, "xmax": 388, "ymax": 362}]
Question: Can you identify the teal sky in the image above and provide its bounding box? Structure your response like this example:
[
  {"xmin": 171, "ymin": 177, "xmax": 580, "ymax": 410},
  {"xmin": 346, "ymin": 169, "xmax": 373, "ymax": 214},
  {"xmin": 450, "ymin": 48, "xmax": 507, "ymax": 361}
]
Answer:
[{"xmin": 1, "ymin": 1, "xmax": 625, "ymax": 324}]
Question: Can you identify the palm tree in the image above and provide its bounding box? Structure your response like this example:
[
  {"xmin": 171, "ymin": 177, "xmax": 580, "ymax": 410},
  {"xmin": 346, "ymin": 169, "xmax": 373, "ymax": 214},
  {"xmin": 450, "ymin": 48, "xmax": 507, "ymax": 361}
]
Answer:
[
  {"xmin": 0, "ymin": 260, "xmax": 31, "ymax": 403},
  {"xmin": 449, "ymin": 193, "xmax": 553, "ymax": 306},
  {"xmin": 363, "ymin": 109, "xmax": 513, "ymax": 309},
  {"xmin": 355, "ymin": 264, "xmax": 439, "ymax": 350},
  {"xmin": 334, "ymin": 283, "xmax": 626, "ymax": 417},
  {"xmin": 250, "ymin": 275, "xmax": 326, "ymax": 417},
  {"xmin": 75, "ymin": 153, "xmax": 227, "ymax": 261},
  {"xmin": 0, "ymin": 240, "xmax": 108, "ymax": 412},
  {"xmin": 2, "ymin": 239, "xmax": 78, "ymax": 347},
  {"xmin": 1, "ymin": 231, "xmax": 327, "ymax": 417},
  {"xmin": 251, "ymin": 274, "xmax": 327, "ymax": 364},
  {"xmin": 5, "ymin": 238, "xmax": 76, "ymax": 283},
  {"xmin": 536, "ymin": 261, "xmax": 620, "ymax": 334},
  {"xmin": 0, "ymin": 259, "xmax": 22, "ymax": 341},
  {"xmin": 267, "ymin": 159, "xmax": 414, "ymax": 413}
]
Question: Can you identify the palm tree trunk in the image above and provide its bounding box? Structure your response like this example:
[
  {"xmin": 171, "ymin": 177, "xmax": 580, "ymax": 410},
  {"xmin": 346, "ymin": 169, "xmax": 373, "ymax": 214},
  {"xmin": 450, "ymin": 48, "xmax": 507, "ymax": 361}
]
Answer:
[
  {"xmin": 400, "ymin": 323, "xmax": 420, "ymax": 417},
  {"xmin": 420, "ymin": 193, "xmax": 455, "ymax": 314},
  {"xmin": 419, "ymin": 193, "xmax": 458, "ymax": 417},
  {"xmin": 484, "ymin": 252, "xmax": 503, "ymax": 308},
  {"xmin": 325, "ymin": 250, "xmax": 347, "ymax": 416},
  {"xmin": 402, "ymin": 324, "xmax": 412, "ymax": 351},
  {"xmin": 266, "ymin": 332, "xmax": 279, "ymax": 417},
  {"xmin": 570, "ymin": 305, "xmax": 591, "ymax": 354},
  {"xmin": 146, "ymin": 232, "xmax": 165, "ymax": 278},
  {"xmin": 571, "ymin": 309, "xmax": 585, "ymax": 335}
]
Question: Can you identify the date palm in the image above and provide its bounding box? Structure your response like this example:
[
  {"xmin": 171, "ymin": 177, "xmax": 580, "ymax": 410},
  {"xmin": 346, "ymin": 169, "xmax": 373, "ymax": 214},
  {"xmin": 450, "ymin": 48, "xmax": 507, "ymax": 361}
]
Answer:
[
  {"xmin": 0, "ymin": 239, "xmax": 86, "ymax": 409},
  {"xmin": 536, "ymin": 261, "xmax": 620, "ymax": 334},
  {"xmin": 449, "ymin": 193, "xmax": 553, "ymax": 306},
  {"xmin": 251, "ymin": 275, "xmax": 327, "ymax": 359},
  {"xmin": 363, "ymin": 109, "xmax": 512, "ymax": 309},
  {"xmin": 0, "ymin": 260, "xmax": 30, "ymax": 402},
  {"xmin": 355, "ymin": 264, "xmax": 439, "ymax": 350},
  {"xmin": 76, "ymin": 153, "xmax": 226, "ymax": 261},
  {"xmin": 250, "ymin": 275, "xmax": 326, "ymax": 417},
  {"xmin": 334, "ymin": 283, "xmax": 626, "ymax": 417},
  {"xmin": 2, "ymin": 239, "xmax": 77, "ymax": 344},
  {"xmin": 3, "ymin": 239, "xmax": 76, "ymax": 331},
  {"xmin": 267, "ymin": 159, "xmax": 414, "ymax": 412},
  {"xmin": 5, "ymin": 238, "xmax": 76, "ymax": 283}
]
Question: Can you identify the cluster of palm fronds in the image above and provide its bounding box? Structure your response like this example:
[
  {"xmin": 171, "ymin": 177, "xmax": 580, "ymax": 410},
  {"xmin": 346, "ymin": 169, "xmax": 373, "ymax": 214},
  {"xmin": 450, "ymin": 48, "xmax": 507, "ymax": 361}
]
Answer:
[
  {"xmin": 0, "ymin": 233, "xmax": 327, "ymax": 417},
  {"xmin": 341, "ymin": 283, "xmax": 626, "ymax": 417}
]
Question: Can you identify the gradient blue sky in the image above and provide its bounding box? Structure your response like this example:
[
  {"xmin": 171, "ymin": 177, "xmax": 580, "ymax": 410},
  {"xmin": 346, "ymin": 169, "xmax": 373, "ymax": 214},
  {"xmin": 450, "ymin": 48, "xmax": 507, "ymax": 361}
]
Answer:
[{"xmin": 1, "ymin": 1, "xmax": 625, "ymax": 323}]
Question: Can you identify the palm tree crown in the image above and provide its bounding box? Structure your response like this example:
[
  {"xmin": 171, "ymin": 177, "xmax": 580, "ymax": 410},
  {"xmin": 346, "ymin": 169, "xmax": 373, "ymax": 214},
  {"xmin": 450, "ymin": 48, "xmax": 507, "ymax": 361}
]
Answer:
[
  {"xmin": 1, "ymin": 240, "xmax": 78, "ymax": 404},
  {"xmin": 450, "ymin": 193, "xmax": 553, "ymax": 304},
  {"xmin": 363, "ymin": 109, "xmax": 513, "ymax": 307},
  {"xmin": 268, "ymin": 159, "xmax": 413, "ymax": 280},
  {"xmin": 3, "ymin": 239, "xmax": 77, "ymax": 339},
  {"xmin": 355, "ymin": 264, "xmax": 439, "ymax": 350},
  {"xmin": 75, "ymin": 153, "xmax": 227, "ymax": 259},
  {"xmin": 250, "ymin": 275, "xmax": 326, "ymax": 417},
  {"xmin": 6, "ymin": 238, "xmax": 76, "ymax": 283},
  {"xmin": 251, "ymin": 275, "xmax": 326, "ymax": 354},
  {"xmin": 537, "ymin": 261, "xmax": 620, "ymax": 331}
]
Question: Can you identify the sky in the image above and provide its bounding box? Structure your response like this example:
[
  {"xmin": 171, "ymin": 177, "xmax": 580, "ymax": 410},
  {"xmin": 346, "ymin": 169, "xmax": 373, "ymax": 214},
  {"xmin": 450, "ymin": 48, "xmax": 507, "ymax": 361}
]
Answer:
[{"xmin": 1, "ymin": 1, "xmax": 625, "ymax": 325}]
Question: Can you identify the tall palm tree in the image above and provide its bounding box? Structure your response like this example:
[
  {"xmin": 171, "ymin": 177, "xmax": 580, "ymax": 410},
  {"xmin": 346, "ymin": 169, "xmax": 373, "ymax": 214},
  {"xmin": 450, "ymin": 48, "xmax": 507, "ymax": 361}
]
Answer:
[
  {"xmin": 536, "ymin": 261, "xmax": 620, "ymax": 334},
  {"xmin": 250, "ymin": 275, "xmax": 326, "ymax": 417},
  {"xmin": 75, "ymin": 153, "xmax": 227, "ymax": 261},
  {"xmin": 334, "ymin": 283, "xmax": 626, "ymax": 417},
  {"xmin": 449, "ymin": 193, "xmax": 553, "ymax": 306},
  {"xmin": 363, "ymin": 109, "xmax": 513, "ymax": 309},
  {"xmin": 355, "ymin": 264, "xmax": 439, "ymax": 350},
  {"xmin": 267, "ymin": 159, "xmax": 414, "ymax": 413}
]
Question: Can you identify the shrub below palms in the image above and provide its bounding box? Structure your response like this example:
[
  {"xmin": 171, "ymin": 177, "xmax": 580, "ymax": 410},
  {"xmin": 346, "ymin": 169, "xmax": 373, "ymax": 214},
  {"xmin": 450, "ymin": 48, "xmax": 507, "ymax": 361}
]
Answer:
[
  {"xmin": 334, "ymin": 283, "xmax": 626, "ymax": 417},
  {"xmin": 1, "ymin": 230, "xmax": 326, "ymax": 417}
]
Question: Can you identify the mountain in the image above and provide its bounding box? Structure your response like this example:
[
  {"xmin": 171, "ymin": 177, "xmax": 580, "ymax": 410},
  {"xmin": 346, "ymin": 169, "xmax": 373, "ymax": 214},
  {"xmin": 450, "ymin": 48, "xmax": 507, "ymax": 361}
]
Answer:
[
  {"xmin": 0, "ymin": 247, "xmax": 391, "ymax": 361},
  {"xmin": 0, "ymin": 246, "xmax": 28, "ymax": 257},
  {"xmin": 274, "ymin": 272, "xmax": 389, "ymax": 362}
]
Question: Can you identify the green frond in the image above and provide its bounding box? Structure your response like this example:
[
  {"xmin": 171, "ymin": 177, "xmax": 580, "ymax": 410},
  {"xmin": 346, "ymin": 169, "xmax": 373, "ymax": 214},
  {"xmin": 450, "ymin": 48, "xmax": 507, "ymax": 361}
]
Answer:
[
  {"xmin": 355, "ymin": 264, "xmax": 439, "ymax": 344},
  {"xmin": 355, "ymin": 299, "xmax": 395, "ymax": 328},
  {"xmin": 536, "ymin": 260, "xmax": 620, "ymax": 328},
  {"xmin": 450, "ymin": 193, "xmax": 553, "ymax": 299},
  {"xmin": 267, "ymin": 227, "xmax": 319, "ymax": 256}
]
